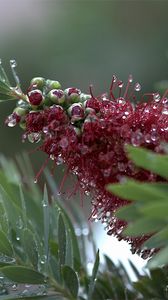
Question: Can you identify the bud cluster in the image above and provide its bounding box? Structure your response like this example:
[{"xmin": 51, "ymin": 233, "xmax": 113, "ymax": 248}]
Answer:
[{"xmin": 5, "ymin": 75, "xmax": 168, "ymax": 257}]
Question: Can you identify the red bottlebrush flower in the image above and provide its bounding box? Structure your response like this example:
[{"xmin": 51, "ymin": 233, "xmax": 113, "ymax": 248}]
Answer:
[{"xmin": 5, "ymin": 74, "xmax": 168, "ymax": 258}]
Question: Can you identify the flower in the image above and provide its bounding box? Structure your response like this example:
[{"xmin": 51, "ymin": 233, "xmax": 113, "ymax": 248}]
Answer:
[{"xmin": 5, "ymin": 75, "xmax": 168, "ymax": 257}]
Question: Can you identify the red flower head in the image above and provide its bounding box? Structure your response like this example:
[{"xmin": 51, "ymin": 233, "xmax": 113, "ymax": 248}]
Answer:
[{"xmin": 5, "ymin": 75, "xmax": 168, "ymax": 257}]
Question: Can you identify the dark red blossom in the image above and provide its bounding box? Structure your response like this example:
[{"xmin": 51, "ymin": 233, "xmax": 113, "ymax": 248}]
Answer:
[{"xmin": 5, "ymin": 75, "xmax": 168, "ymax": 257}]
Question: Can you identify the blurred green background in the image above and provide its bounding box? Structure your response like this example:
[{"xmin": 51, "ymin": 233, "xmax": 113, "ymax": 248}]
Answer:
[
  {"xmin": 0, "ymin": 0, "xmax": 168, "ymax": 158},
  {"xmin": 0, "ymin": 0, "xmax": 168, "ymax": 273}
]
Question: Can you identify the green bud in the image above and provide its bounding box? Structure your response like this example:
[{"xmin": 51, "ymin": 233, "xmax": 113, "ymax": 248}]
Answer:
[
  {"xmin": 46, "ymin": 79, "xmax": 61, "ymax": 90},
  {"xmin": 19, "ymin": 122, "xmax": 26, "ymax": 130},
  {"xmin": 14, "ymin": 107, "xmax": 27, "ymax": 116},
  {"xmin": 30, "ymin": 77, "xmax": 45, "ymax": 89},
  {"xmin": 64, "ymin": 87, "xmax": 81, "ymax": 103},
  {"xmin": 48, "ymin": 89, "xmax": 65, "ymax": 104},
  {"xmin": 80, "ymin": 93, "xmax": 91, "ymax": 102}
]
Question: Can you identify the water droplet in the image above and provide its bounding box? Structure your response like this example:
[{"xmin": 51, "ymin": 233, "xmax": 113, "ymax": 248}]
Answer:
[
  {"xmin": 56, "ymin": 154, "xmax": 63, "ymax": 165},
  {"xmin": 118, "ymin": 162, "xmax": 125, "ymax": 172},
  {"xmin": 162, "ymin": 97, "xmax": 168, "ymax": 105},
  {"xmin": 16, "ymin": 216, "xmax": 23, "ymax": 229},
  {"xmin": 128, "ymin": 74, "xmax": 133, "ymax": 83},
  {"xmin": 134, "ymin": 83, "xmax": 141, "ymax": 91},
  {"xmin": 144, "ymin": 133, "xmax": 151, "ymax": 143},
  {"xmin": 84, "ymin": 190, "xmax": 90, "ymax": 196},
  {"xmin": 10, "ymin": 59, "xmax": 20, "ymax": 87},
  {"xmin": 28, "ymin": 132, "xmax": 41, "ymax": 143},
  {"xmin": 112, "ymin": 75, "xmax": 117, "ymax": 83},
  {"xmin": 82, "ymin": 227, "xmax": 89, "ymax": 236},
  {"xmin": 118, "ymin": 81, "xmax": 123, "ymax": 88},
  {"xmin": 12, "ymin": 284, "xmax": 17, "ymax": 291},
  {"xmin": 16, "ymin": 236, "xmax": 20, "ymax": 241},
  {"xmin": 75, "ymin": 227, "xmax": 82, "ymax": 236},
  {"xmin": 151, "ymin": 131, "xmax": 159, "ymax": 142},
  {"xmin": 59, "ymin": 137, "xmax": 69, "ymax": 149},
  {"xmin": 40, "ymin": 255, "xmax": 47, "ymax": 264},
  {"xmin": 131, "ymin": 131, "xmax": 143, "ymax": 146},
  {"xmin": 6, "ymin": 114, "xmax": 17, "ymax": 127},
  {"xmin": 50, "ymin": 154, "xmax": 55, "ymax": 160},
  {"xmin": 162, "ymin": 108, "xmax": 168, "ymax": 115},
  {"xmin": 10, "ymin": 59, "xmax": 17, "ymax": 68},
  {"xmin": 153, "ymin": 93, "xmax": 161, "ymax": 102},
  {"xmin": 34, "ymin": 178, "xmax": 37, "ymax": 183}
]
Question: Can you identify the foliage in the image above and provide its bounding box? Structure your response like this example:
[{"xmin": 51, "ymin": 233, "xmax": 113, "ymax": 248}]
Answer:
[
  {"xmin": 0, "ymin": 151, "xmax": 167, "ymax": 299},
  {"xmin": 108, "ymin": 145, "xmax": 168, "ymax": 271}
]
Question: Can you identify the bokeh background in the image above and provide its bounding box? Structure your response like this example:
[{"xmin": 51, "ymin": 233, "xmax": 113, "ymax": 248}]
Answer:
[{"xmin": 0, "ymin": 0, "xmax": 168, "ymax": 278}]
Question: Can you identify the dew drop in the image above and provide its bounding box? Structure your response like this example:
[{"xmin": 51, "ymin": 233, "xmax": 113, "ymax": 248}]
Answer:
[
  {"xmin": 144, "ymin": 133, "xmax": 151, "ymax": 143},
  {"xmin": 112, "ymin": 75, "xmax": 117, "ymax": 83},
  {"xmin": 16, "ymin": 216, "xmax": 23, "ymax": 229},
  {"xmin": 12, "ymin": 284, "xmax": 17, "ymax": 291},
  {"xmin": 10, "ymin": 59, "xmax": 17, "ymax": 68},
  {"xmin": 134, "ymin": 83, "xmax": 141, "ymax": 91},
  {"xmin": 162, "ymin": 108, "xmax": 168, "ymax": 115},
  {"xmin": 82, "ymin": 227, "xmax": 89, "ymax": 236},
  {"xmin": 49, "ymin": 154, "xmax": 55, "ymax": 160},
  {"xmin": 153, "ymin": 93, "xmax": 161, "ymax": 102},
  {"xmin": 75, "ymin": 227, "xmax": 82, "ymax": 236},
  {"xmin": 118, "ymin": 81, "xmax": 123, "ymax": 88},
  {"xmin": 10, "ymin": 59, "xmax": 20, "ymax": 87},
  {"xmin": 6, "ymin": 114, "xmax": 17, "ymax": 127},
  {"xmin": 128, "ymin": 74, "xmax": 133, "ymax": 83},
  {"xmin": 16, "ymin": 236, "xmax": 20, "ymax": 241},
  {"xmin": 34, "ymin": 179, "xmax": 37, "ymax": 184}
]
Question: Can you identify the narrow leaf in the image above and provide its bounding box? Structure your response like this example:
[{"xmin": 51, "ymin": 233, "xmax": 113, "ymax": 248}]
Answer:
[
  {"xmin": 62, "ymin": 265, "xmax": 79, "ymax": 298},
  {"xmin": 126, "ymin": 145, "xmax": 168, "ymax": 179},
  {"xmin": 58, "ymin": 213, "xmax": 66, "ymax": 266},
  {"xmin": 147, "ymin": 245, "xmax": 168, "ymax": 269},
  {"xmin": 123, "ymin": 218, "xmax": 165, "ymax": 236},
  {"xmin": 0, "ymin": 230, "xmax": 13, "ymax": 257},
  {"xmin": 107, "ymin": 180, "xmax": 168, "ymax": 203},
  {"xmin": 0, "ymin": 266, "xmax": 46, "ymax": 284},
  {"xmin": 88, "ymin": 250, "xmax": 100, "ymax": 300}
]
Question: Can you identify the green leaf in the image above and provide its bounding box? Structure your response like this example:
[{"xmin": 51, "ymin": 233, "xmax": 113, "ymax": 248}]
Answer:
[
  {"xmin": 58, "ymin": 213, "xmax": 66, "ymax": 266},
  {"xmin": 123, "ymin": 218, "xmax": 165, "ymax": 236},
  {"xmin": 116, "ymin": 204, "xmax": 141, "ymax": 222},
  {"xmin": 0, "ymin": 266, "xmax": 46, "ymax": 284},
  {"xmin": 0, "ymin": 230, "xmax": 13, "ymax": 257},
  {"xmin": 0, "ymin": 93, "xmax": 16, "ymax": 101},
  {"xmin": 23, "ymin": 228, "xmax": 38, "ymax": 269},
  {"xmin": 0, "ymin": 295, "xmax": 62, "ymax": 300},
  {"xmin": 139, "ymin": 202, "xmax": 168, "ymax": 218},
  {"xmin": 54, "ymin": 202, "xmax": 81, "ymax": 271},
  {"xmin": 88, "ymin": 250, "xmax": 100, "ymax": 300},
  {"xmin": 62, "ymin": 265, "xmax": 79, "ymax": 298},
  {"xmin": 147, "ymin": 245, "xmax": 168, "ymax": 269},
  {"xmin": 126, "ymin": 145, "xmax": 168, "ymax": 179},
  {"xmin": 143, "ymin": 226, "xmax": 168, "ymax": 249},
  {"xmin": 107, "ymin": 180, "xmax": 168, "ymax": 203},
  {"xmin": 0, "ymin": 80, "xmax": 11, "ymax": 93}
]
